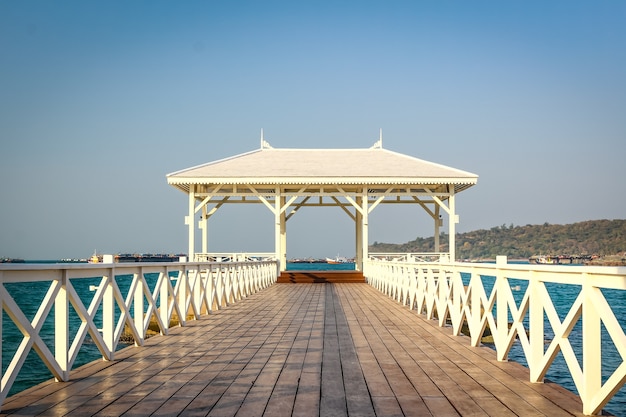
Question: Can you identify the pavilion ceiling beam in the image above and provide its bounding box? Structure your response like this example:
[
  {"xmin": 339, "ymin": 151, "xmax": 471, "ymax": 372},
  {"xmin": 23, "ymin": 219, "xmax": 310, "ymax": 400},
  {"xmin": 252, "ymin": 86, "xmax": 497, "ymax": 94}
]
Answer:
[
  {"xmin": 425, "ymin": 189, "xmax": 452, "ymax": 216},
  {"xmin": 331, "ymin": 196, "xmax": 356, "ymax": 221},
  {"xmin": 368, "ymin": 197, "xmax": 385, "ymax": 214},
  {"xmin": 412, "ymin": 196, "xmax": 437, "ymax": 219},
  {"xmin": 367, "ymin": 187, "xmax": 394, "ymax": 214},
  {"xmin": 377, "ymin": 200, "xmax": 434, "ymax": 205},
  {"xmin": 193, "ymin": 188, "xmax": 454, "ymax": 199},
  {"xmin": 280, "ymin": 187, "xmax": 308, "ymax": 214},
  {"xmin": 287, "ymin": 201, "xmax": 353, "ymax": 208},
  {"xmin": 285, "ymin": 196, "xmax": 310, "ymax": 221},
  {"xmin": 194, "ymin": 184, "xmax": 224, "ymax": 213},
  {"xmin": 248, "ymin": 185, "xmax": 277, "ymax": 215},
  {"xmin": 337, "ymin": 186, "xmax": 364, "ymax": 216},
  {"xmin": 205, "ymin": 200, "xmax": 226, "ymax": 219}
]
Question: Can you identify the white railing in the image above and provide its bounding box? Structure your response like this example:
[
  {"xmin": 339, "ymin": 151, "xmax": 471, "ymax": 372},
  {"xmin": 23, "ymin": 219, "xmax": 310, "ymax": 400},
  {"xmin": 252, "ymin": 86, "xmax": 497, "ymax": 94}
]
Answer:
[
  {"xmin": 368, "ymin": 252, "xmax": 448, "ymax": 262},
  {"xmin": 194, "ymin": 252, "xmax": 276, "ymax": 262},
  {"xmin": 364, "ymin": 256, "xmax": 626, "ymax": 416},
  {"xmin": 0, "ymin": 259, "xmax": 278, "ymax": 407}
]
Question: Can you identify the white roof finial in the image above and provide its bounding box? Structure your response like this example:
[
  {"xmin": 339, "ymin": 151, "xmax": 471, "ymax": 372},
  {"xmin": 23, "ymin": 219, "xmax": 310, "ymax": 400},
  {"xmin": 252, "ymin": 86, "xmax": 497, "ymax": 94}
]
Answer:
[
  {"xmin": 260, "ymin": 128, "xmax": 273, "ymax": 150},
  {"xmin": 370, "ymin": 128, "xmax": 383, "ymax": 149}
]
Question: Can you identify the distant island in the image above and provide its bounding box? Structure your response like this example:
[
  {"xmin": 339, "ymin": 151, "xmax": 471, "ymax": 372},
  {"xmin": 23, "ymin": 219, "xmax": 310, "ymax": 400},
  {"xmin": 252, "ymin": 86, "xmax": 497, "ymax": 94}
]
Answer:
[{"xmin": 369, "ymin": 219, "xmax": 626, "ymax": 265}]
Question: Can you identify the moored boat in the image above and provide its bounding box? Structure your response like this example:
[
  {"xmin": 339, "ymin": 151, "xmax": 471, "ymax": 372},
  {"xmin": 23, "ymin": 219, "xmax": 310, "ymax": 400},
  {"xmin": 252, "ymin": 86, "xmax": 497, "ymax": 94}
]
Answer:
[
  {"xmin": 88, "ymin": 251, "xmax": 102, "ymax": 264},
  {"xmin": 0, "ymin": 258, "xmax": 25, "ymax": 263},
  {"xmin": 326, "ymin": 256, "xmax": 349, "ymax": 264}
]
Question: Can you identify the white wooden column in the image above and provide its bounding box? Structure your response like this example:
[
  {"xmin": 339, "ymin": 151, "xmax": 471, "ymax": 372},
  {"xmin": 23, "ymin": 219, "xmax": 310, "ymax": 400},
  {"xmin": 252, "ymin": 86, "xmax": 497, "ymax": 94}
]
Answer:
[
  {"xmin": 360, "ymin": 189, "xmax": 369, "ymax": 271},
  {"xmin": 274, "ymin": 189, "xmax": 287, "ymax": 271},
  {"xmin": 434, "ymin": 204, "xmax": 441, "ymax": 252},
  {"xmin": 201, "ymin": 204, "xmax": 208, "ymax": 254},
  {"xmin": 280, "ymin": 194, "xmax": 287, "ymax": 270},
  {"xmin": 448, "ymin": 187, "xmax": 457, "ymax": 261},
  {"xmin": 355, "ymin": 196, "xmax": 363, "ymax": 271},
  {"xmin": 187, "ymin": 185, "xmax": 196, "ymax": 261}
]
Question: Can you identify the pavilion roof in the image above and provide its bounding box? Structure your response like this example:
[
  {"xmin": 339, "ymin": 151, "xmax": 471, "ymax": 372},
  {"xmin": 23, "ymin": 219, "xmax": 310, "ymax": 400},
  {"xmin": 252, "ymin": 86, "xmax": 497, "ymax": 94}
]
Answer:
[{"xmin": 166, "ymin": 144, "xmax": 478, "ymax": 193}]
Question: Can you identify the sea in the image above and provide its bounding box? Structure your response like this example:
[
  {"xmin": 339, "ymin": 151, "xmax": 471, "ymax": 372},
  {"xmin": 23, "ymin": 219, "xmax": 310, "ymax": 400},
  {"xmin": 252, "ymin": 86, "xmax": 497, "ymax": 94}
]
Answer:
[{"xmin": 2, "ymin": 261, "xmax": 624, "ymax": 415}]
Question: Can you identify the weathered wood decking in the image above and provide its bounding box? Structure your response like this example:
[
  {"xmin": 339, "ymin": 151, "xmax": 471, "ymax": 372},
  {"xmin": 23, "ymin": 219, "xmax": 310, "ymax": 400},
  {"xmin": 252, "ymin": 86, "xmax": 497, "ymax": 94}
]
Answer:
[{"xmin": 1, "ymin": 283, "xmax": 585, "ymax": 416}]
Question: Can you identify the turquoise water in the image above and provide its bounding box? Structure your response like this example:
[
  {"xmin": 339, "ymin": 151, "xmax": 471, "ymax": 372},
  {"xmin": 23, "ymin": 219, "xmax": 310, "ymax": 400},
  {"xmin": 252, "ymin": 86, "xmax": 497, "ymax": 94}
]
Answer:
[{"xmin": 2, "ymin": 261, "xmax": 624, "ymax": 415}]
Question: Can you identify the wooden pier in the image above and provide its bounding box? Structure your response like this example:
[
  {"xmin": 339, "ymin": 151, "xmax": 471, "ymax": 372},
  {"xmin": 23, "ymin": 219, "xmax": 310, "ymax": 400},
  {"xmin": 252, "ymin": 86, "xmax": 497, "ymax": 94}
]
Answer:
[{"xmin": 1, "ymin": 283, "xmax": 585, "ymax": 416}]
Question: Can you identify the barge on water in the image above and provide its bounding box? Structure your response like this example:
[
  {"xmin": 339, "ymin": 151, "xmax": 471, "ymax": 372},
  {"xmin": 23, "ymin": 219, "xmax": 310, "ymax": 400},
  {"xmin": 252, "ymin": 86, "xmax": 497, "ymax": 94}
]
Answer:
[
  {"xmin": 115, "ymin": 253, "xmax": 187, "ymax": 263},
  {"xmin": 528, "ymin": 254, "xmax": 592, "ymax": 265},
  {"xmin": 0, "ymin": 258, "xmax": 25, "ymax": 263}
]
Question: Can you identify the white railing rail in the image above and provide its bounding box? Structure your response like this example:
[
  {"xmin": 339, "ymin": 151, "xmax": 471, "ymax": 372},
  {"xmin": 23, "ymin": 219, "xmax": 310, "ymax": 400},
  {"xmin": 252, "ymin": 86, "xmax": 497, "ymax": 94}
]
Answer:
[
  {"xmin": 364, "ymin": 256, "xmax": 626, "ymax": 416},
  {"xmin": 0, "ymin": 259, "xmax": 278, "ymax": 407},
  {"xmin": 368, "ymin": 252, "xmax": 448, "ymax": 262},
  {"xmin": 194, "ymin": 252, "xmax": 276, "ymax": 262}
]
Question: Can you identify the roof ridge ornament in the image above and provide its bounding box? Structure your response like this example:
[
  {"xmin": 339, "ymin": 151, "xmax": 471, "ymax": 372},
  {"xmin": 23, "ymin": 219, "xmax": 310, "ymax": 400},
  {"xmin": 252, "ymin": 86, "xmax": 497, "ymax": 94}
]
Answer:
[
  {"xmin": 260, "ymin": 128, "xmax": 273, "ymax": 150},
  {"xmin": 370, "ymin": 128, "xmax": 383, "ymax": 149}
]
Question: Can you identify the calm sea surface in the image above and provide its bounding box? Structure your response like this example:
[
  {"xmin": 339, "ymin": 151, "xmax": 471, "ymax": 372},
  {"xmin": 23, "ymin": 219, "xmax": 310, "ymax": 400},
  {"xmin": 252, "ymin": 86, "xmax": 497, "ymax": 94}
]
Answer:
[{"xmin": 2, "ymin": 261, "xmax": 624, "ymax": 415}]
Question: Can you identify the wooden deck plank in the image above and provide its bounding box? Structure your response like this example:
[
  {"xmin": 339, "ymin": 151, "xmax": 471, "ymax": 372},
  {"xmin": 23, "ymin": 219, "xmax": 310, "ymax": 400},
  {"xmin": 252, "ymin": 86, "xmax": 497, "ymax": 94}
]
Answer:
[
  {"xmin": 0, "ymin": 283, "xmax": 588, "ymax": 417},
  {"xmin": 329, "ymin": 285, "xmax": 375, "ymax": 417},
  {"xmin": 364, "ymin": 286, "xmax": 566, "ymax": 416}
]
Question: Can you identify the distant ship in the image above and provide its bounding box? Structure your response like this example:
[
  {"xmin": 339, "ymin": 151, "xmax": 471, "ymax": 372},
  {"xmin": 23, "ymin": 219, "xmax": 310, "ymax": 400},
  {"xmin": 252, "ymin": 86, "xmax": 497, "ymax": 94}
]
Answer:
[
  {"xmin": 114, "ymin": 253, "xmax": 186, "ymax": 263},
  {"xmin": 529, "ymin": 254, "xmax": 592, "ymax": 265},
  {"xmin": 535, "ymin": 255, "xmax": 557, "ymax": 264},
  {"xmin": 326, "ymin": 256, "xmax": 349, "ymax": 264},
  {"xmin": 88, "ymin": 250, "xmax": 102, "ymax": 264},
  {"xmin": 0, "ymin": 258, "xmax": 25, "ymax": 263}
]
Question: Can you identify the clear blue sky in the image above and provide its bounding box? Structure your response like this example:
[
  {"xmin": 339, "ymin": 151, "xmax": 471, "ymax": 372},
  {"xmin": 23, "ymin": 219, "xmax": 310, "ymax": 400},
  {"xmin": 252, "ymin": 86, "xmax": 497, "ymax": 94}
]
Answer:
[{"xmin": 1, "ymin": 1, "xmax": 625, "ymax": 259}]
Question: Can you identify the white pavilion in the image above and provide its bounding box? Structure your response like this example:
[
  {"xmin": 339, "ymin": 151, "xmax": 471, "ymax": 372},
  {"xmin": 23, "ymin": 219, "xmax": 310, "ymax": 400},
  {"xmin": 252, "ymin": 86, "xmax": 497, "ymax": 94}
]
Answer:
[{"xmin": 166, "ymin": 134, "xmax": 478, "ymax": 271}]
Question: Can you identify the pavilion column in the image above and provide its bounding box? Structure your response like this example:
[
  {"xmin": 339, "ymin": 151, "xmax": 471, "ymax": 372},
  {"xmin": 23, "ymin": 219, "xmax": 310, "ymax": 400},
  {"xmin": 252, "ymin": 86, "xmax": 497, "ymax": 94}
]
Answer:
[
  {"xmin": 201, "ymin": 204, "xmax": 208, "ymax": 254},
  {"xmin": 187, "ymin": 185, "xmax": 196, "ymax": 261},
  {"xmin": 448, "ymin": 188, "xmax": 457, "ymax": 261},
  {"xmin": 274, "ymin": 189, "xmax": 287, "ymax": 271},
  {"xmin": 360, "ymin": 189, "xmax": 369, "ymax": 272},
  {"xmin": 280, "ymin": 195, "xmax": 287, "ymax": 270},
  {"xmin": 355, "ymin": 196, "xmax": 363, "ymax": 271},
  {"xmin": 434, "ymin": 205, "xmax": 441, "ymax": 252}
]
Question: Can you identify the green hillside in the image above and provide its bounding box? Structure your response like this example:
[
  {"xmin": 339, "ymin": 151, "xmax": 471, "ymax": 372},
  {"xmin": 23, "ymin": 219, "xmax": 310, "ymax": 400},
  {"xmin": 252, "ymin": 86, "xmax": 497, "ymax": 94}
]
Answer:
[{"xmin": 369, "ymin": 219, "xmax": 626, "ymax": 260}]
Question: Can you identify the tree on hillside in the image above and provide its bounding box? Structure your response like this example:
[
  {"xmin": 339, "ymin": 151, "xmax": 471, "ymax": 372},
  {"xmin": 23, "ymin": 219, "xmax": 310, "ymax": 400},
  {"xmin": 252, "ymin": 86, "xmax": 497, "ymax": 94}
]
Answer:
[{"xmin": 369, "ymin": 219, "xmax": 626, "ymax": 260}]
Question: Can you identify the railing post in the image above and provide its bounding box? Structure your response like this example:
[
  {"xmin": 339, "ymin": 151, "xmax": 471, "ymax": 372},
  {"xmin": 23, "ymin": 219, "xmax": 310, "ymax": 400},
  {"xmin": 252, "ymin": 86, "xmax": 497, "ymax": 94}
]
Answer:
[
  {"xmin": 528, "ymin": 270, "xmax": 544, "ymax": 383},
  {"xmin": 160, "ymin": 270, "xmax": 170, "ymax": 334},
  {"xmin": 206, "ymin": 265, "xmax": 216, "ymax": 313},
  {"xmin": 133, "ymin": 273, "xmax": 144, "ymax": 344},
  {"xmin": 215, "ymin": 266, "xmax": 223, "ymax": 308},
  {"xmin": 468, "ymin": 270, "xmax": 479, "ymax": 346},
  {"xmin": 55, "ymin": 270, "xmax": 69, "ymax": 381},
  {"xmin": 192, "ymin": 267, "xmax": 203, "ymax": 318},
  {"xmin": 179, "ymin": 265, "xmax": 189, "ymax": 321},
  {"xmin": 495, "ymin": 256, "xmax": 508, "ymax": 361},
  {"xmin": 102, "ymin": 270, "xmax": 115, "ymax": 360},
  {"xmin": 437, "ymin": 265, "xmax": 448, "ymax": 327},
  {"xmin": 450, "ymin": 267, "xmax": 463, "ymax": 336},
  {"xmin": 582, "ymin": 273, "xmax": 601, "ymax": 415}
]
